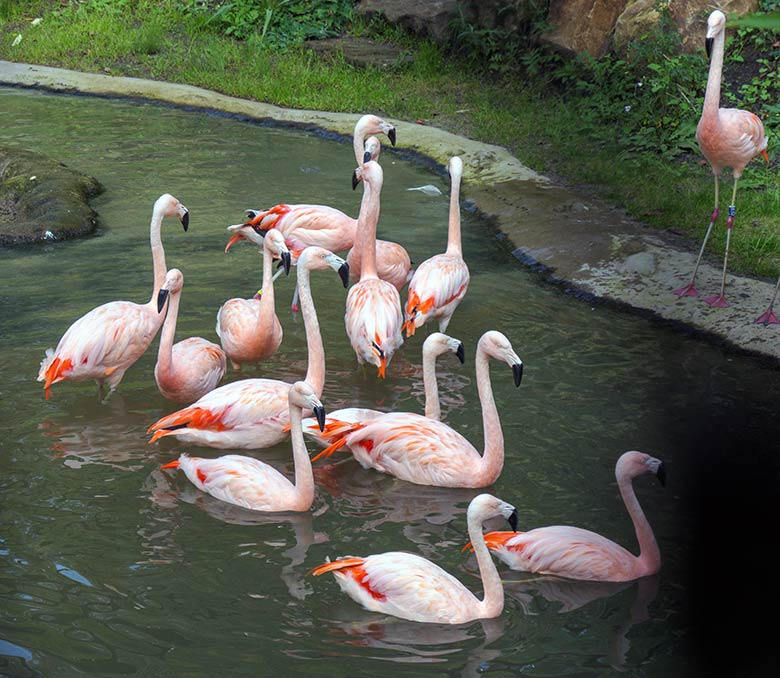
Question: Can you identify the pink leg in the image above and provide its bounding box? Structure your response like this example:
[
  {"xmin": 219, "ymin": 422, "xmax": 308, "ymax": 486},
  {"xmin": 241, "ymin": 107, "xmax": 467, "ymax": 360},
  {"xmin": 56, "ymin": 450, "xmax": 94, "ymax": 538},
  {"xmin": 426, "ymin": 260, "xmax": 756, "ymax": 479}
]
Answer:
[
  {"xmin": 755, "ymin": 275, "xmax": 780, "ymax": 325},
  {"xmin": 704, "ymin": 207, "xmax": 734, "ymax": 308},
  {"xmin": 673, "ymin": 207, "xmax": 719, "ymax": 297}
]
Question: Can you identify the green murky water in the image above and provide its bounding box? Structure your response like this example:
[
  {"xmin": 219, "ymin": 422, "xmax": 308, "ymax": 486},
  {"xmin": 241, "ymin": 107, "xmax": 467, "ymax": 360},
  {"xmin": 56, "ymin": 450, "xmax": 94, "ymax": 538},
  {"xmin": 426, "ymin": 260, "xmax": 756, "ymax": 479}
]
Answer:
[{"xmin": 1, "ymin": 86, "xmax": 778, "ymax": 676}]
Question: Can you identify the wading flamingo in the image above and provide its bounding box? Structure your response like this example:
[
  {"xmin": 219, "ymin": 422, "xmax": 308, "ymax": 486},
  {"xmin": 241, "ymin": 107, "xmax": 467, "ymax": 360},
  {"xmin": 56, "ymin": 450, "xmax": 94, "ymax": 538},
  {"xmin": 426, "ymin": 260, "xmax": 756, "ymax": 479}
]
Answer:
[
  {"xmin": 38, "ymin": 193, "xmax": 189, "ymax": 401},
  {"xmin": 301, "ymin": 331, "xmax": 464, "ymax": 447},
  {"xmin": 755, "ymin": 275, "xmax": 780, "ymax": 325},
  {"xmin": 160, "ymin": 381, "xmax": 326, "ymax": 512},
  {"xmin": 673, "ymin": 9, "xmax": 769, "ymax": 306},
  {"xmin": 403, "ymin": 156, "xmax": 469, "ymax": 337},
  {"xmin": 310, "ymin": 493, "xmax": 517, "ymax": 624},
  {"xmin": 348, "ymin": 135, "xmax": 413, "ymax": 292},
  {"xmin": 344, "ymin": 160, "xmax": 404, "ymax": 379},
  {"xmin": 146, "ymin": 247, "xmax": 348, "ymax": 449},
  {"xmin": 470, "ymin": 451, "xmax": 664, "ymax": 582},
  {"xmin": 217, "ymin": 226, "xmax": 291, "ymax": 369},
  {"xmin": 312, "ymin": 331, "xmax": 522, "ymax": 488},
  {"xmin": 155, "ymin": 268, "xmax": 227, "ymax": 402}
]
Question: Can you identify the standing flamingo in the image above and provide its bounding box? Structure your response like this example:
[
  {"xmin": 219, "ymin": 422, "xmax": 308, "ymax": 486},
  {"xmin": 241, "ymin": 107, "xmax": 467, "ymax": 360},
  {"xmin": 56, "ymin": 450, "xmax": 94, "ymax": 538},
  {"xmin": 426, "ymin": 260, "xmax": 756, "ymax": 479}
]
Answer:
[
  {"xmin": 301, "ymin": 331, "xmax": 464, "ymax": 447},
  {"xmin": 344, "ymin": 160, "xmax": 404, "ymax": 379},
  {"xmin": 312, "ymin": 331, "xmax": 522, "ymax": 488},
  {"xmin": 216, "ymin": 226, "xmax": 291, "ymax": 369},
  {"xmin": 471, "ymin": 451, "xmax": 664, "ymax": 582},
  {"xmin": 154, "ymin": 268, "xmax": 227, "ymax": 402},
  {"xmin": 147, "ymin": 247, "xmax": 348, "ymax": 449},
  {"xmin": 160, "ymin": 381, "xmax": 326, "ymax": 512},
  {"xmin": 403, "ymin": 156, "xmax": 469, "ymax": 336},
  {"xmin": 310, "ymin": 493, "xmax": 517, "ymax": 623},
  {"xmin": 348, "ymin": 135, "xmax": 413, "ymax": 291},
  {"xmin": 673, "ymin": 9, "xmax": 769, "ymax": 306},
  {"xmin": 38, "ymin": 193, "xmax": 189, "ymax": 401}
]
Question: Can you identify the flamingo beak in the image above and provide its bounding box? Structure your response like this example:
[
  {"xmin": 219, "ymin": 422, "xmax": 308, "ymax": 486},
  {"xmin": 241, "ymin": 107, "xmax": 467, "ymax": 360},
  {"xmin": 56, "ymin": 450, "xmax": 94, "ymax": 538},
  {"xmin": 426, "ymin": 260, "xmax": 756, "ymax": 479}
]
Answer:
[
  {"xmin": 352, "ymin": 169, "xmax": 360, "ymax": 191},
  {"xmin": 313, "ymin": 405, "xmax": 326, "ymax": 432},
  {"xmin": 338, "ymin": 262, "xmax": 350, "ymax": 288},
  {"xmin": 157, "ymin": 288, "xmax": 170, "ymax": 313},
  {"xmin": 377, "ymin": 356, "xmax": 387, "ymax": 379},
  {"xmin": 362, "ymin": 150, "xmax": 372, "ymax": 163},
  {"xmin": 705, "ymin": 37, "xmax": 713, "ymax": 58},
  {"xmin": 387, "ymin": 128, "xmax": 396, "ymax": 146},
  {"xmin": 512, "ymin": 363, "xmax": 523, "ymax": 387},
  {"xmin": 281, "ymin": 251, "xmax": 292, "ymax": 275},
  {"xmin": 251, "ymin": 225, "xmax": 268, "ymax": 238},
  {"xmin": 224, "ymin": 232, "xmax": 244, "ymax": 253},
  {"xmin": 244, "ymin": 209, "xmax": 261, "ymax": 220},
  {"xmin": 180, "ymin": 210, "xmax": 189, "ymax": 232},
  {"xmin": 656, "ymin": 462, "xmax": 667, "ymax": 487},
  {"xmin": 508, "ymin": 509, "xmax": 518, "ymax": 532},
  {"xmin": 456, "ymin": 342, "xmax": 465, "ymax": 364},
  {"xmin": 161, "ymin": 459, "xmax": 180, "ymax": 470}
]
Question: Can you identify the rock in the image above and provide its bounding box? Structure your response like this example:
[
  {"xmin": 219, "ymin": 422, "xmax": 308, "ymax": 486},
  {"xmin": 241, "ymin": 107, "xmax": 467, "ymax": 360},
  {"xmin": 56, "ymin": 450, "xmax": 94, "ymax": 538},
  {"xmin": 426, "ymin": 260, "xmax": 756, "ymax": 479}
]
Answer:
[
  {"xmin": 543, "ymin": 0, "xmax": 630, "ymax": 57},
  {"xmin": 356, "ymin": 0, "xmax": 458, "ymax": 43},
  {"xmin": 0, "ymin": 145, "xmax": 103, "ymax": 245},
  {"xmin": 613, "ymin": 0, "xmax": 662, "ymax": 54},
  {"xmin": 622, "ymin": 251, "xmax": 656, "ymax": 275}
]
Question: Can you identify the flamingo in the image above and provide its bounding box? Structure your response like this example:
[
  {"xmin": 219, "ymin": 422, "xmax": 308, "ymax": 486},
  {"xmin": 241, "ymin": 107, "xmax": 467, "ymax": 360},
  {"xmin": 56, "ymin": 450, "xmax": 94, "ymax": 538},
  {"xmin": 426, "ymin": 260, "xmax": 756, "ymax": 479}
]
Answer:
[
  {"xmin": 312, "ymin": 331, "xmax": 522, "ymax": 488},
  {"xmin": 470, "ymin": 451, "xmax": 664, "ymax": 582},
  {"xmin": 348, "ymin": 135, "xmax": 413, "ymax": 292},
  {"xmin": 344, "ymin": 160, "xmax": 404, "ymax": 379},
  {"xmin": 403, "ymin": 156, "xmax": 469, "ymax": 337},
  {"xmin": 38, "ymin": 193, "xmax": 189, "ymax": 401},
  {"xmin": 216, "ymin": 226, "xmax": 291, "ymax": 369},
  {"xmin": 160, "ymin": 381, "xmax": 326, "ymax": 512},
  {"xmin": 146, "ymin": 246, "xmax": 348, "ymax": 449},
  {"xmin": 673, "ymin": 9, "xmax": 769, "ymax": 306},
  {"xmin": 755, "ymin": 275, "xmax": 780, "ymax": 325},
  {"xmin": 154, "ymin": 268, "xmax": 227, "ymax": 402},
  {"xmin": 310, "ymin": 493, "xmax": 517, "ymax": 624},
  {"xmin": 301, "ymin": 331, "xmax": 464, "ymax": 447}
]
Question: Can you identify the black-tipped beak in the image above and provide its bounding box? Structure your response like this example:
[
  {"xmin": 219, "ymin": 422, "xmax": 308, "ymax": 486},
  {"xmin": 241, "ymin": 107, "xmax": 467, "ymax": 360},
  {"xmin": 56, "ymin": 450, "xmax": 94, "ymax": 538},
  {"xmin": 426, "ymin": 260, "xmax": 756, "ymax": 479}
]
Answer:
[
  {"xmin": 157, "ymin": 288, "xmax": 169, "ymax": 313},
  {"xmin": 180, "ymin": 211, "xmax": 189, "ymax": 232},
  {"xmin": 313, "ymin": 405, "xmax": 326, "ymax": 432},
  {"xmin": 281, "ymin": 251, "xmax": 292, "ymax": 275},
  {"xmin": 508, "ymin": 509, "xmax": 518, "ymax": 532},
  {"xmin": 656, "ymin": 462, "xmax": 666, "ymax": 487},
  {"xmin": 251, "ymin": 225, "xmax": 268, "ymax": 238},
  {"xmin": 363, "ymin": 150, "xmax": 372, "ymax": 163},
  {"xmin": 706, "ymin": 37, "xmax": 713, "ymax": 59},
  {"xmin": 388, "ymin": 128, "xmax": 396, "ymax": 146},
  {"xmin": 245, "ymin": 209, "xmax": 260, "ymax": 220},
  {"xmin": 352, "ymin": 169, "xmax": 360, "ymax": 191},
  {"xmin": 338, "ymin": 262, "xmax": 350, "ymax": 288},
  {"xmin": 456, "ymin": 342, "xmax": 465, "ymax": 364},
  {"xmin": 512, "ymin": 363, "xmax": 523, "ymax": 387}
]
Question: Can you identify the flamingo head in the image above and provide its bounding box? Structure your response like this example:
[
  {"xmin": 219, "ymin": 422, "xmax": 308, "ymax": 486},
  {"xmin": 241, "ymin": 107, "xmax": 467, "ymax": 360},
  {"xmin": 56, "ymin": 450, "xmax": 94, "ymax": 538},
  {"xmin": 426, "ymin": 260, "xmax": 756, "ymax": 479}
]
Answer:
[
  {"xmin": 263, "ymin": 228, "xmax": 292, "ymax": 275},
  {"xmin": 157, "ymin": 268, "xmax": 184, "ymax": 313},
  {"xmin": 448, "ymin": 155, "xmax": 464, "ymax": 183},
  {"xmin": 616, "ymin": 451, "xmax": 666, "ymax": 487},
  {"xmin": 297, "ymin": 247, "xmax": 349, "ymax": 288},
  {"xmin": 353, "ymin": 160, "xmax": 384, "ymax": 195},
  {"xmin": 705, "ymin": 10, "xmax": 726, "ymax": 57},
  {"xmin": 479, "ymin": 331, "xmax": 523, "ymax": 387},
  {"xmin": 155, "ymin": 193, "xmax": 189, "ymax": 231},
  {"xmin": 289, "ymin": 381, "xmax": 326, "ymax": 432},
  {"xmin": 423, "ymin": 332, "xmax": 465, "ymax": 364},
  {"xmin": 363, "ymin": 135, "xmax": 381, "ymax": 164},
  {"xmin": 468, "ymin": 493, "xmax": 518, "ymax": 532},
  {"xmin": 355, "ymin": 114, "xmax": 396, "ymax": 147}
]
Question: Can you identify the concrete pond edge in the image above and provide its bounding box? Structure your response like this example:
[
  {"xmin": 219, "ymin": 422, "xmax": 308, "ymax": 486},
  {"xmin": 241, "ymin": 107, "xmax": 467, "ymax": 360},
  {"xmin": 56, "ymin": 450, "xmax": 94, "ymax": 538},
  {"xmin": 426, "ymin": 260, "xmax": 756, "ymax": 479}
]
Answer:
[{"xmin": 2, "ymin": 60, "xmax": 777, "ymax": 365}]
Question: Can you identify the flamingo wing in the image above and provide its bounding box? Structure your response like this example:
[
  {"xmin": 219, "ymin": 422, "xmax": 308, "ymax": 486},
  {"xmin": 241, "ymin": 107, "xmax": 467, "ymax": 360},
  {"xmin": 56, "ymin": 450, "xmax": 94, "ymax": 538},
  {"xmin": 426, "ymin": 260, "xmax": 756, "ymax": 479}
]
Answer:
[
  {"xmin": 405, "ymin": 255, "xmax": 469, "ymax": 333},
  {"xmin": 345, "ymin": 280, "xmax": 403, "ymax": 375},
  {"xmin": 168, "ymin": 338, "xmax": 227, "ymax": 397}
]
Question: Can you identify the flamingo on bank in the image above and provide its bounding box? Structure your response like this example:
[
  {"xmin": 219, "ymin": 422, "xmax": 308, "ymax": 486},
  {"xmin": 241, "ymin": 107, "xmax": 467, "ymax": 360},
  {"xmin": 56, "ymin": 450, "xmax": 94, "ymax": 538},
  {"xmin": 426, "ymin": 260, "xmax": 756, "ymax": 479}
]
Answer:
[
  {"xmin": 146, "ymin": 246, "xmax": 348, "ymax": 449},
  {"xmin": 301, "ymin": 331, "xmax": 464, "ymax": 447},
  {"xmin": 154, "ymin": 268, "xmax": 226, "ymax": 402},
  {"xmin": 403, "ymin": 156, "xmax": 469, "ymax": 337},
  {"xmin": 312, "ymin": 331, "xmax": 522, "ymax": 488},
  {"xmin": 160, "ymin": 381, "xmax": 326, "ymax": 512},
  {"xmin": 344, "ymin": 160, "xmax": 404, "ymax": 379},
  {"xmin": 310, "ymin": 493, "xmax": 517, "ymax": 623},
  {"xmin": 38, "ymin": 193, "xmax": 189, "ymax": 402},
  {"xmin": 217, "ymin": 226, "xmax": 291, "ymax": 369},
  {"xmin": 470, "ymin": 451, "xmax": 664, "ymax": 582},
  {"xmin": 673, "ymin": 9, "xmax": 769, "ymax": 307},
  {"xmin": 348, "ymin": 135, "xmax": 413, "ymax": 292},
  {"xmin": 755, "ymin": 275, "xmax": 780, "ymax": 325}
]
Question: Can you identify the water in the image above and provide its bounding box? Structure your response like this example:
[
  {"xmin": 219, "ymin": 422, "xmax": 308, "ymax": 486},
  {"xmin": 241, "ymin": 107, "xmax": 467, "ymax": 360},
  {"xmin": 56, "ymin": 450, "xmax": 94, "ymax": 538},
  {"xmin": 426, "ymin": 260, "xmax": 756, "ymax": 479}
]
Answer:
[{"xmin": 1, "ymin": 86, "xmax": 778, "ymax": 676}]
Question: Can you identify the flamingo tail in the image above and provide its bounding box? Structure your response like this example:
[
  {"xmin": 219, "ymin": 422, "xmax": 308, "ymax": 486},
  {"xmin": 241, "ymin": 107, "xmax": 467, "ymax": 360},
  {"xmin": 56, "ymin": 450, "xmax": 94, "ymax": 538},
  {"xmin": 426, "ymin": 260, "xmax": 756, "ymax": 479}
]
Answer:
[
  {"xmin": 310, "ymin": 421, "xmax": 365, "ymax": 462},
  {"xmin": 462, "ymin": 531, "xmax": 524, "ymax": 553}
]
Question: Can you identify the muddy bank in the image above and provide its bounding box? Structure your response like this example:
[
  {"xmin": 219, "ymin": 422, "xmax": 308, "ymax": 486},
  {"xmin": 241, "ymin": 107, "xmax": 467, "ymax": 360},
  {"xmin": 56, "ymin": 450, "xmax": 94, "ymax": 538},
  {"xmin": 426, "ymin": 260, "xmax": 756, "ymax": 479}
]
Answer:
[{"xmin": 2, "ymin": 60, "xmax": 777, "ymax": 362}]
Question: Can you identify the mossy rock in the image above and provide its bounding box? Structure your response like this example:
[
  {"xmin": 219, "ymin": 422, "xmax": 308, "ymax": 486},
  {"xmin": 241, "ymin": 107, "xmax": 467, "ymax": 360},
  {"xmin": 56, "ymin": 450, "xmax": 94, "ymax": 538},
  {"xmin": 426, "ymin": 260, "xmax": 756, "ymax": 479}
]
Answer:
[{"xmin": 0, "ymin": 145, "xmax": 104, "ymax": 245}]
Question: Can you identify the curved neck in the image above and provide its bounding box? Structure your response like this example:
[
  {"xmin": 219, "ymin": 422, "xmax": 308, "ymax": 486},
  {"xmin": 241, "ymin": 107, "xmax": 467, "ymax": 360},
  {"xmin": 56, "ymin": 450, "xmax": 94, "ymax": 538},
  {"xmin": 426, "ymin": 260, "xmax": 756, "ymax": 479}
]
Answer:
[
  {"xmin": 289, "ymin": 400, "xmax": 314, "ymax": 510},
  {"xmin": 445, "ymin": 171, "xmax": 462, "ymax": 256},
  {"xmin": 357, "ymin": 178, "xmax": 380, "ymax": 279},
  {"xmin": 474, "ymin": 350, "xmax": 504, "ymax": 484},
  {"xmin": 295, "ymin": 265, "xmax": 325, "ymax": 395},
  {"xmin": 618, "ymin": 471, "xmax": 660, "ymax": 576},
  {"xmin": 467, "ymin": 510, "xmax": 504, "ymax": 618},
  {"xmin": 702, "ymin": 31, "xmax": 724, "ymax": 123},
  {"xmin": 258, "ymin": 242, "xmax": 277, "ymax": 323},
  {"xmin": 156, "ymin": 291, "xmax": 179, "ymax": 379},
  {"xmin": 150, "ymin": 209, "xmax": 166, "ymax": 303},
  {"xmin": 423, "ymin": 349, "xmax": 442, "ymax": 420}
]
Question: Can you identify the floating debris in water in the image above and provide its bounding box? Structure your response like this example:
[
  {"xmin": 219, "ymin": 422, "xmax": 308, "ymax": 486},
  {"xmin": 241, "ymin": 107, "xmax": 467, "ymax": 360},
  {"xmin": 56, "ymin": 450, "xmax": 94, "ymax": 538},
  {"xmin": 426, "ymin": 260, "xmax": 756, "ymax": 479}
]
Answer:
[
  {"xmin": 406, "ymin": 185, "xmax": 442, "ymax": 196},
  {"xmin": 43, "ymin": 230, "xmax": 56, "ymax": 241}
]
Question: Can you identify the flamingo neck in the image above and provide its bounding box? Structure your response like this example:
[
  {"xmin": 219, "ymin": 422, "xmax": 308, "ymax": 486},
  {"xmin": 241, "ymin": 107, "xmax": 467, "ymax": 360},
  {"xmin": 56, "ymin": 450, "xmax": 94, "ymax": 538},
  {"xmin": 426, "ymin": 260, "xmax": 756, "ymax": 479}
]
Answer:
[
  {"xmin": 295, "ymin": 265, "xmax": 325, "ymax": 396},
  {"xmin": 702, "ymin": 30, "xmax": 724, "ymax": 123},
  {"xmin": 618, "ymin": 470, "xmax": 660, "ymax": 577},
  {"xmin": 289, "ymin": 401, "xmax": 314, "ymax": 511},
  {"xmin": 258, "ymin": 241, "xmax": 277, "ymax": 324},
  {"xmin": 445, "ymin": 172, "xmax": 463, "ymax": 257},
  {"xmin": 357, "ymin": 177, "xmax": 380, "ymax": 280},
  {"xmin": 156, "ymin": 291, "xmax": 179, "ymax": 380},
  {"xmin": 149, "ymin": 209, "xmax": 166, "ymax": 304},
  {"xmin": 474, "ymin": 350, "xmax": 504, "ymax": 485},
  {"xmin": 422, "ymin": 348, "xmax": 442, "ymax": 420},
  {"xmin": 467, "ymin": 509, "xmax": 504, "ymax": 618}
]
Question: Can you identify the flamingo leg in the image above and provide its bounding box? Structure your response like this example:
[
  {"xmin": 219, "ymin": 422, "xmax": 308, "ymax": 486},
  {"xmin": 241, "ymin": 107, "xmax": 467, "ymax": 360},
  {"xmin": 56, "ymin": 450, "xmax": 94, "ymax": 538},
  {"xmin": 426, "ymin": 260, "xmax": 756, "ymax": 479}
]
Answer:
[
  {"xmin": 674, "ymin": 175, "xmax": 719, "ymax": 297},
  {"xmin": 755, "ymin": 275, "xmax": 780, "ymax": 325},
  {"xmin": 704, "ymin": 176, "xmax": 739, "ymax": 308},
  {"xmin": 291, "ymin": 282, "xmax": 300, "ymax": 314}
]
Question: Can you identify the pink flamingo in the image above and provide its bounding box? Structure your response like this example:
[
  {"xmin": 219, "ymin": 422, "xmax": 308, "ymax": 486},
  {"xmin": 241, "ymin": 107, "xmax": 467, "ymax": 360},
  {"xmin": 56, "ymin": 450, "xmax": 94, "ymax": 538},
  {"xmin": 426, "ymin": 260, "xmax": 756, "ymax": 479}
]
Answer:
[
  {"xmin": 403, "ymin": 155, "xmax": 469, "ymax": 337},
  {"xmin": 344, "ymin": 160, "xmax": 404, "ymax": 379},
  {"xmin": 154, "ymin": 268, "xmax": 227, "ymax": 403},
  {"xmin": 147, "ymin": 246, "xmax": 348, "ymax": 449},
  {"xmin": 673, "ymin": 9, "xmax": 769, "ymax": 306},
  {"xmin": 470, "ymin": 451, "xmax": 664, "ymax": 582},
  {"xmin": 216, "ymin": 226, "xmax": 291, "ymax": 369},
  {"xmin": 755, "ymin": 275, "xmax": 780, "ymax": 325},
  {"xmin": 312, "ymin": 331, "xmax": 522, "ymax": 488},
  {"xmin": 160, "ymin": 381, "xmax": 326, "ymax": 512},
  {"xmin": 38, "ymin": 193, "xmax": 189, "ymax": 401},
  {"xmin": 310, "ymin": 493, "xmax": 517, "ymax": 624},
  {"xmin": 301, "ymin": 331, "xmax": 464, "ymax": 447},
  {"xmin": 348, "ymin": 135, "xmax": 413, "ymax": 292}
]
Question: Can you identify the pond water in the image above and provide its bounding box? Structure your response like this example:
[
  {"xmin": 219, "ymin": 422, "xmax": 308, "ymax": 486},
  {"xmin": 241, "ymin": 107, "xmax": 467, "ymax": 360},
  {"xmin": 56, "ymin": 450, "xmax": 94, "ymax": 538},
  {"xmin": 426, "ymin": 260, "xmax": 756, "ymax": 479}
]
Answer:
[{"xmin": 1, "ymin": 86, "xmax": 778, "ymax": 677}]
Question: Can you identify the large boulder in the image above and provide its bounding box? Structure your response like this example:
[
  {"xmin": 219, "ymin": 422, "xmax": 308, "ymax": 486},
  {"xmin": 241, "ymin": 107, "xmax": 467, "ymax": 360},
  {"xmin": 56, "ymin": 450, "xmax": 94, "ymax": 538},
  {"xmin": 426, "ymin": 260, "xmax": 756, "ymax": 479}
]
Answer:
[
  {"xmin": 0, "ymin": 145, "xmax": 103, "ymax": 246},
  {"xmin": 543, "ymin": 0, "xmax": 630, "ymax": 57},
  {"xmin": 356, "ymin": 0, "xmax": 458, "ymax": 43}
]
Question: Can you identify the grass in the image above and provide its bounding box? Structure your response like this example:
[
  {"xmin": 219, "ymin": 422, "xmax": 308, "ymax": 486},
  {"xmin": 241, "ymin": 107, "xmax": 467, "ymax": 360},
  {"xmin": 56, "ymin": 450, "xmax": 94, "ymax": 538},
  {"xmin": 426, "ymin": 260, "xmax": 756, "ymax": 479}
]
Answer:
[{"xmin": 1, "ymin": 0, "xmax": 778, "ymax": 279}]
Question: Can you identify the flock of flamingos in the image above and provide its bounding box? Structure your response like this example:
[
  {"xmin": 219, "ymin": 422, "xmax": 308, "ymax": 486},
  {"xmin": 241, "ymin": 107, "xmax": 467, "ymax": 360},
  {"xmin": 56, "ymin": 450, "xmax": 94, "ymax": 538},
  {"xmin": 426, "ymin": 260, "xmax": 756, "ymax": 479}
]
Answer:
[{"xmin": 35, "ymin": 5, "xmax": 780, "ymax": 622}]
